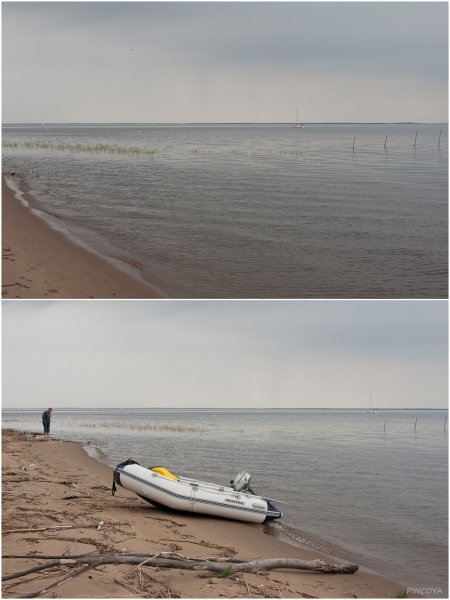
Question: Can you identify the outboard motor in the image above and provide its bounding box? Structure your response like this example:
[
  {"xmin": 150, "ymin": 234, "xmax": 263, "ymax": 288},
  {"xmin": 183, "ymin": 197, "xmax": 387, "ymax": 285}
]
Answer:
[{"xmin": 230, "ymin": 470, "xmax": 256, "ymax": 495}]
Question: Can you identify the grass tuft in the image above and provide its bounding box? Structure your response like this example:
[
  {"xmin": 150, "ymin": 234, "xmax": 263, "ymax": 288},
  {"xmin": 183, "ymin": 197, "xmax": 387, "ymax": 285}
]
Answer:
[{"xmin": 217, "ymin": 565, "xmax": 234, "ymax": 578}]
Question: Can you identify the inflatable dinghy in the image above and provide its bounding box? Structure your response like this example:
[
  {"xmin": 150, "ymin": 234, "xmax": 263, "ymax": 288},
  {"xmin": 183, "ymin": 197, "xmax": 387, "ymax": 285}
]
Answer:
[{"xmin": 113, "ymin": 459, "xmax": 283, "ymax": 523}]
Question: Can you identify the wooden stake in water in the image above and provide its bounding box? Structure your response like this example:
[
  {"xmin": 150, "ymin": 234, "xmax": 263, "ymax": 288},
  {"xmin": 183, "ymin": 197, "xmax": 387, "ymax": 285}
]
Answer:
[
  {"xmin": 438, "ymin": 129, "xmax": 442, "ymax": 148},
  {"xmin": 384, "ymin": 135, "xmax": 388, "ymax": 148},
  {"xmin": 414, "ymin": 418, "xmax": 417, "ymax": 430},
  {"xmin": 414, "ymin": 131, "xmax": 418, "ymax": 147},
  {"xmin": 444, "ymin": 414, "xmax": 447, "ymax": 430},
  {"xmin": 384, "ymin": 420, "xmax": 386, "ymax": 432},
  {"xmin": 353, "ymin": 137, "xmax": 355, "ymax": 151}
]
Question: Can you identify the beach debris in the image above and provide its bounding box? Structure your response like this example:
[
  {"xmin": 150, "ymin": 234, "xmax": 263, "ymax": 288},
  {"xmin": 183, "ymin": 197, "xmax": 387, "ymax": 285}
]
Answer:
[
  {"xmin": 15, "ymin": 510, "xmax": 63, "ymax": 523},
  {"xmin": 2, "ymin": 525, "xmax": 74, "ymax": 535},
  {"xmin": 112, "ymin": 578, "xmax": 139, "ymax": 595},
  {"xmin": 2, "ymin": 521, "xmax": 120, "ymax": 535},
  {"xmin": 18, "ymin": 563, "xmax": 94, "ymax": 598},
  {"xmin": 160, "ymin": 538, "xmax": 236, "ymax": 554},
  {"xmin": 34, "ymin": 534, "xmax": 121, "ymax": 554},
  {"xmin": 243, "ymin": 574, "xmax": 252, "ymax": 598},
  {"xmin": 3, "ymin": 491, "xmax": 52, "ymax": 496},
  {"xmin": 90, "ymin": 484, "xmax": 109, "ymax": 489},
  {"xmin": 2, "ymin": 477, "xmax": 35, "ymax": 483}
]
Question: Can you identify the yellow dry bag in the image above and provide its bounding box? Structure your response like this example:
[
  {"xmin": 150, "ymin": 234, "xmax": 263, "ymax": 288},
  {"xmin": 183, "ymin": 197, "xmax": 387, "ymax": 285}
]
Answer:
[{"xmin": 150, "ymin": 466, "xmax": 178, "ymax": 481}]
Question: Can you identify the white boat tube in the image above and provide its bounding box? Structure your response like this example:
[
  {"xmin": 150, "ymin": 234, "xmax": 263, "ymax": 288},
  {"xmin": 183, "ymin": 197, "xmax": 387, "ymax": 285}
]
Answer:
[{"xmin": 113, "ymin": 459, "xmax": 283, "ymax": 524}]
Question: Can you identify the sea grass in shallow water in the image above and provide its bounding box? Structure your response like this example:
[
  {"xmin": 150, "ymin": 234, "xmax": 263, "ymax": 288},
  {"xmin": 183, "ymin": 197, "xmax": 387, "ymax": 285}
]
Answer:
[
  {"xmin": 2, "ymin": 140, "xmax": 160, "ymax": 157},
  {"xmin": 68, "ymin": 421, "xmax": 210, "ymax": 434}
]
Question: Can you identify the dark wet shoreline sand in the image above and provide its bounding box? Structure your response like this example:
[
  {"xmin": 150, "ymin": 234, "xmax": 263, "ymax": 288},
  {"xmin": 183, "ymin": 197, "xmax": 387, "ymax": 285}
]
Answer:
[{"xmin": 2, "ymin": 177, "xmax": 164, "ymax": 299}]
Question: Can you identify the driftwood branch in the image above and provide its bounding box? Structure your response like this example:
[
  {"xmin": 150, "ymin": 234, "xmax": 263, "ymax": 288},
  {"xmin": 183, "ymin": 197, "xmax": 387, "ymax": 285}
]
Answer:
[
  {"xmin": 3, "ymin": 553, "xmax": 358, "ymax": 584},
  {"xmin": 3, "ymin": 491, "xmax": 52, "ymax": 495},
  {"xmin": 2, "ymin": 553, "xmax": 235, "ymax": 582},
  {"xmin": 2, "ymin": 559, "xmax": 76, "ymax": 581},
  {"xmin": 3, "ymin": 523, "xmax": 112, "ymax": 535},
  {"xmin": 2, "ymin": 526, "xmax": 74, "ymax": 535},
  {"xmin": 113, "ymin": 578, "xmax": 141, "ymax": 596},
  {"xmin": 18, "ymin": 563, "xmax": 94, "ymax": 598}
]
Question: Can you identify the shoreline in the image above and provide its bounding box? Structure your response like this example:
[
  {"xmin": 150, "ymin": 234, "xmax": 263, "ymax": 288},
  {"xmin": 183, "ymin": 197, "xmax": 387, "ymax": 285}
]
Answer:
[
  {"xmin": 2, "ymin": 429, "xmax": 407, "ymax": 598},
  {"xmin": 2, "ymin": 176, "xmax": 166, "ymax": 299}
]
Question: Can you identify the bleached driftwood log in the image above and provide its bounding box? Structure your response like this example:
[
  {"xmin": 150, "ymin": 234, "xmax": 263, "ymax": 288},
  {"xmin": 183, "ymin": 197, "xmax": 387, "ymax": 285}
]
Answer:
[{"xmin": 2, "ymin": 552, "xmax": 359, "ymax": 588}]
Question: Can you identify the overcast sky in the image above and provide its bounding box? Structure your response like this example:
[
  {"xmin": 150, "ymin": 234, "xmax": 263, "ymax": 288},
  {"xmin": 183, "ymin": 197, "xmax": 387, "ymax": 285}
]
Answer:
[
  {"xmin": 2, "ymin": 2, "xmax": 448, "ymax": 123},
  {"xmin": 2, "ymin": 300, "xmax": 447, "ymax": 410}
]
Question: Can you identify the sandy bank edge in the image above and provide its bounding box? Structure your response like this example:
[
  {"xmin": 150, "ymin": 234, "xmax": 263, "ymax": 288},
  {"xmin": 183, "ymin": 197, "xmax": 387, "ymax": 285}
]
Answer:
[
  {"xmin": 2, "ymin": 176, "xmax": 165, "ymax": 298},
  {"xmin": 2, "ymin": 429, "xmax": 407, "ymax": 599}
]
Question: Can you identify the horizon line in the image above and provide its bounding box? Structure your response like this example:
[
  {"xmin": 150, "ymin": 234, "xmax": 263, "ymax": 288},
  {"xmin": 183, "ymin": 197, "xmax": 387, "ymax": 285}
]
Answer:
[
  {"xmin": 2, "ymin": 121, "xmax": 448, "ymax": 126},
  {"xmin": 2, "ymin": 407, "xmax": 446, "ymax": 411}
]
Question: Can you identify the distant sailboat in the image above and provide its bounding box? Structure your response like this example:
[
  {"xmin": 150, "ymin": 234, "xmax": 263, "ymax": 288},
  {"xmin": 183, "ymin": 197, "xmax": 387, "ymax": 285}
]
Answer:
[
  {"xmin": 293, "ymin": 106, "xmax": 305, "ymax": 128},
  {"xmin": 366, "ymin": 392, "xmax": 377, "ymax": 413}
]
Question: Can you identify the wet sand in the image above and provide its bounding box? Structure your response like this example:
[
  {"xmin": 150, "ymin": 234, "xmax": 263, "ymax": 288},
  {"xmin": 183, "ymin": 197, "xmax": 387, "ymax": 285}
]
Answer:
[
  {"xmin": 2, "ymin": 429, "xmax": 406, "ymax": 598},
  {"xmin": 2, "ymin": 177, "xmax": 164, "ymax": 299}
]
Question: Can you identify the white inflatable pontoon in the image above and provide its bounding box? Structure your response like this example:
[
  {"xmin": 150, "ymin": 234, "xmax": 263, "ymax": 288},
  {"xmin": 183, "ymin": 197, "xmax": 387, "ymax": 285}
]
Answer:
[{"xmin": 113, "ymin": 459, "xmax": 283, "ymax": 524}]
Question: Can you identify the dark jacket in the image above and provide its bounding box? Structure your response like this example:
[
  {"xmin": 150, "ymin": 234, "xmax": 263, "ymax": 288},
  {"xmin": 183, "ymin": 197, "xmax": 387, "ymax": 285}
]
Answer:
[{"xmin": 42, "ymin": 410, "xmax": 51, "ymax": 425}]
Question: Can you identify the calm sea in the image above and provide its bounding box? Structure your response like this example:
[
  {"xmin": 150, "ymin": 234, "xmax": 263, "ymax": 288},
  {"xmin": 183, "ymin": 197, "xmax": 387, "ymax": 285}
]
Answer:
[
  {"xmin": 2, "ymin": 123, "xmax": 448, "ymax": 298},
  {"xmin": 3, "ymin": 409, "xmax": 447, "ymax": 594}
]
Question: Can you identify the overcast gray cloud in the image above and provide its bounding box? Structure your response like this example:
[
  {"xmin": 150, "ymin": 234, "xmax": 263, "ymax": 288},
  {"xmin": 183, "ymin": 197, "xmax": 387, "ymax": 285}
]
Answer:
[
  {"xmin": 2, "ymin": 300, "xmax": 447, "ymax": 410},
  {"xmin": 2, "ymin": 2, "xmax": 448, "ymax": 123}
]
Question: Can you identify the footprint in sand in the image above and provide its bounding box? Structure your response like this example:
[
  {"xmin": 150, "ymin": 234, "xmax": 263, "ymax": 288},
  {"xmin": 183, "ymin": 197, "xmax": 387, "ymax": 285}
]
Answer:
[{"xmin": 48, "ymin": 289, "xmax": 58, "ymax": 293}]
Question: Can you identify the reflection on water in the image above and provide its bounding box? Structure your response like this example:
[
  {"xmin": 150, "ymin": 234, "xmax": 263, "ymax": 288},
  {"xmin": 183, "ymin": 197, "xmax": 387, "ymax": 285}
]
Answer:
[
  {"xmin": 3, "ymin": 408, "xmax": 448, "ymax": 593},
  {"xmin": 2, "ymin": 124, "xmax": 448, "ymax": 298}
]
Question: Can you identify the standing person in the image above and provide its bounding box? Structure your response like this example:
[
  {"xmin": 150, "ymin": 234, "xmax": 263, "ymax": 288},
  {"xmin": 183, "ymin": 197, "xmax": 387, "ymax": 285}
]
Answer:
[{"xmin": 42, "ymin": 408, "xmax": 52, "ymax": 441}]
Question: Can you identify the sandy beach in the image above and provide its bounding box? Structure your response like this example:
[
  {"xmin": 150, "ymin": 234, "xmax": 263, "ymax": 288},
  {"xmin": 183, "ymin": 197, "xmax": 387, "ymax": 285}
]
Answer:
[
  {"xmin": 2, "ymin": 429, "xmax": 406, "ymax": 598},
  {"xmin": 2, "ymin": 177, "xmax": 164, "ymax": 299}
]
